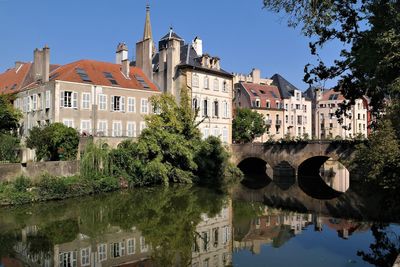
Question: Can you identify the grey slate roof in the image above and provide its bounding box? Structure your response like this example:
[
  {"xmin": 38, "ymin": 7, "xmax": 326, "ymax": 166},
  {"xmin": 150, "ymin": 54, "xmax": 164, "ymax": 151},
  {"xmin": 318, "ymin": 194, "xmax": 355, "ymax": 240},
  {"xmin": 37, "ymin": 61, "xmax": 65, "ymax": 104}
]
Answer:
[
  {"xmin": 271, "ymin": 73, "xmax": 299, "ymax": 99},
  {"xmin": 303, "ymin": 87, "xmax": 314, "ymax": 101}
]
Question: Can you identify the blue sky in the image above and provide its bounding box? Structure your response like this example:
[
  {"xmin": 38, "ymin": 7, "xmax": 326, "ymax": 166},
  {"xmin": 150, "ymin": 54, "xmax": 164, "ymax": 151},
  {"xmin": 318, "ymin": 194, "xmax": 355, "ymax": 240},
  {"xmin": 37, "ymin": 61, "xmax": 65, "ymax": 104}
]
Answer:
[{"xmin": 0, "ymin": 0, "xmax": 342, "ymax": 90}]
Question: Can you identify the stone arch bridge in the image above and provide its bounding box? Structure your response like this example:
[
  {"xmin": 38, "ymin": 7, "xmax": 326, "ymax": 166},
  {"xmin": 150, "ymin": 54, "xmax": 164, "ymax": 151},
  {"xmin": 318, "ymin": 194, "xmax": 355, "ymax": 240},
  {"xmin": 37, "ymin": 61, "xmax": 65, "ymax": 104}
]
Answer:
[{"xmin": 230, "ymin": 141, "xmax": 359, "ymax": 179}]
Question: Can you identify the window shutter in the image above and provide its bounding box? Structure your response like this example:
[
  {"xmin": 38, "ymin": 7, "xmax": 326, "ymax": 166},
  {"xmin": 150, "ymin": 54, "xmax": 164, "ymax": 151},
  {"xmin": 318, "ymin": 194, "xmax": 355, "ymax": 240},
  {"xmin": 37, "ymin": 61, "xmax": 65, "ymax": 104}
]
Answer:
[
  {"xmin": 121, "ymin": 96, "xmax": 125, "ymax": 112},
  {"xmin": 111, "ymin": 96, "xmax": 114, "ymax": 111},
  {"xmin": 60, "ymin": 91, "xmax": 64, "ymax": 107},
  {"xmin": 73, "ymin": 92, "xmax": 78, "ymax": 108}
]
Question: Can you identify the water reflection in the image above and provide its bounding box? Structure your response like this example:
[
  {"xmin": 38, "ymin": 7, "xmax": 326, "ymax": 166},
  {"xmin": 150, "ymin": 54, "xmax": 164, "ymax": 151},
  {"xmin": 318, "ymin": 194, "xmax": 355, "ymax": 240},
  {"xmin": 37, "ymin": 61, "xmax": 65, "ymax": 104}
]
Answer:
[
  {"xmin": 320, "ymin": 158, "xmax": 350, "ymax": 193},
  {"xmin": 0, "ymin": 185, "xmax": 399, "ymax": 267}
]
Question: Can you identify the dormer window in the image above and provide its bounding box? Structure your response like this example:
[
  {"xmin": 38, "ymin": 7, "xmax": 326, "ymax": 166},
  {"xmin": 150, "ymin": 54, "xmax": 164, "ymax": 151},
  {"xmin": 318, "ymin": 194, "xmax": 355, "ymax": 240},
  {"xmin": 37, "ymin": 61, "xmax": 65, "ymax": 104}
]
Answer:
[
  {"xmin": 255, "ymin": 99, "xmax": 261, "ymax": 108},
  {"xmin": 266, "ymin": 100, "xmax": 270, "ymax": 108}
]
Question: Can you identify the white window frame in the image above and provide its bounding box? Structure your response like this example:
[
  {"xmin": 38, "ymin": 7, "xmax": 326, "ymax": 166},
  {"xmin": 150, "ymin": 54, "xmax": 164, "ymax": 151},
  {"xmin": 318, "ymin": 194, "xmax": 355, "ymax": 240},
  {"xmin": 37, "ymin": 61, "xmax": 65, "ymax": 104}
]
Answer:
[
  {"xmin": 97, "ymin": 120, "xmax": 108, "ymax": 136},
  {"xmin": 98, "ymin": 243, "xmax": 107, "ymax": 262},
  {"xmin": 140, "ymin": 121, "xmax": 146, "ymax": 134},
  {"xmin": 127, "ymin": 238, "xmax": 136, "ymax": 255},
  {"xmin": 60, "ymin": 91, "xmax": 77, "ymax": 109},
  {"xmin": 80, "ymin": 247, "xmax": 90, "ymax": 267},
  {"xmin": 112, "ymin": 121, "xmax": 122, "ymax": 137},
  {"xmin": 63, "ymin": 119, "xmax": 74, "ymax": 128},
  {"xmin": 98, "ymin": 94, "xmax": 107, "ymax": 111},
  {"xmin": 204, "ymin": 76, "xmax": 209, "ymax": 89},
  {"xmin": 59, "ymin": 251, "xmax": 77, "ymax": 267},
  {"xmin": 80, "ymin": 120, "xmax": 91, "ymax": 135},
  {"xmin": 140, "ymin": 236, "xmax": 149, "ymax": 253},
  {"xmin": 111, "ymin": 95, "xmax": 125, "ymax": 112},
  {"xmin": 32, "ymin": 94, "xmax": 37, "ymax": 111},
  {"xmin": 45, "ymin": 90, "xmax": 51, "ymax": 109},
  {"xmin": 192, "ymin": 73, "xmax": 199, "ymax": 87},
  {"xmin": 141, "ymin": 98, "xmax": 148, "ymax": 114},
  {"xmin": 213, "ymin": 78, "xmax": 219, "ymax": 91},
  {"xmin": 222, "ymin": 128, "xmax": 228, "ymax": 143},
  {"xmin": 128, "ymin": 97, "xmax": 136, "ymax": 113},
  {"xmin": 81, "ymin": 92, "xmax": 91, "ymax": 110},
  {"xmin": 126, "ymin": 121, "xmax": 136, "ymax": 137}
]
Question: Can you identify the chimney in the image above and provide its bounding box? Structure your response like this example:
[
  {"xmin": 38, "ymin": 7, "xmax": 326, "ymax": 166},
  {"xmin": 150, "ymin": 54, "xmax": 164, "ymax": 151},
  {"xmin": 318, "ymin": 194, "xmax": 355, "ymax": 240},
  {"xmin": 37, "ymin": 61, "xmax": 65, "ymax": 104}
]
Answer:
[
  {"xmin": 251, "ymin": 68, "xmax": 261, "ymax": 84},
  {"xmin": 192, "ymin": 36, "xmax": 203, "ymax": 56},
  {"xmin": 33, "ymin": 46, "xmax": 50, "ymax": 83},
  {"xmin": 122, "ymin": 59, "xmax": 130, "ymax": 78},
  {"xmin": 42, "ymin": 45, "xmax": 50, "ymax": 82},
  {"xmin": 116, "ymin": 42, "xmax": 128, "ymax": 64}
]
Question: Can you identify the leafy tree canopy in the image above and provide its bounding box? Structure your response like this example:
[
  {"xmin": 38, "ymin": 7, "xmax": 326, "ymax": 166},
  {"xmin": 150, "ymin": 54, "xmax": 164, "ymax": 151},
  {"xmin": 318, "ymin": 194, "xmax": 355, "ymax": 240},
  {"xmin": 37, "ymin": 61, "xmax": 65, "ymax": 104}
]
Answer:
[
  {"xmin": 263, "ymin": 0, "xmax": 400, "ymax": 116},
  {"xmin": 0, "ymin": 94, "xmax": 21, "ymax": 134},
  {"xmin": 26, "ymin": 123, "xmax": 79, "ymax": 161},
  {"xmin": 233, "ymin": 108, "xmax": 266, "ymax": 143}
]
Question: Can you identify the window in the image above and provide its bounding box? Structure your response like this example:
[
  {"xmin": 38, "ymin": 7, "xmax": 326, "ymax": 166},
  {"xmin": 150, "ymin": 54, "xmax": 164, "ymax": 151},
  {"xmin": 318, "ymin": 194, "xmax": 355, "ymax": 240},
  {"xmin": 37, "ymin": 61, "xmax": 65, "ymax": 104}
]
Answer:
[
  {"xmin": 59, "ymin": 251, "xmax": 77, "ymax": 267},
  {"xmin": 266, "ymin": 101, "xmax": 270, "ymax": 108},
  {"xmin": 296, "ymin": 92, "xmax": 300, "ymax": 100},
  {"xmin": 329, "ymin": 123, "xmax": 333, "ymax": 129},
  {"xmin": 97, "ymin": 120, "xmax": 108, "ymax": 136},
  {"xmin": 222, "ymin": 226, "xmax": 230, "ymax": 244},
  {"xmin": 82, "ymin": 93, "xmax": 90, "ymax": 109},
  {"xmin": 203, "ymin": 128, "xmax": 209, "ymax": 139},
  {"xmin": 112, "ymin": 121, "xmax": 122, "ymax": 137},
  {"xmin": 140, "ymin": 236, "xmax": 149, "ymax": 252},
  {"xmin": 140, "ymin": 121, "xmax": 146, "ymax": 134},
  {"xmin": 111, "ymin": 96, "xmax": 125, "ymax": 112},
  {"xmin": 63, "ymin": 119, "xmax": 74, "ymax": 128},
  {"xmin": 291, "ymin": 115, "xmax": 294, "ymax": 124},
  {"xmin": 328, "ymin": 94, "xmax": 339, "ymax": 100},
  {"xmin": 297, "ymin": 115, "xmax": 302, "ymax": 125},
  {"xmin": 127, "ymin": 238, "xmax": 135, "ymax": 255},
  {"xmin": 75, "ymin": 68, "xmax": 92, "ymax": 82},
  {"xmin": 358, "ymin": 113, "xmax": 361, "ymax": 120},
  {"xmin": 192, "ymin": 73, "xmax": 199, "ymax": 87},
  {"xmin": 98, "ymin": 244, "xmax": 107, "ymax": 262},
  {"xmin": 60, "ymin": 91, "xmax": 78, "ymax": 108},
  {"xmin": 222, "ymin": 128, "xmax": 228, "ymax": 143},
  {"xmin": 212, "ymin": 127, "xmax": 219, "ymax": 137},
  {"xmin": 80, "ymin": 247, "xmax": 90, "ymax": 266},
  {"xmin": 255, "ymin": 99, "xmax": 260, "ymax": 108},
  {"xmin": 98, "ymin": 94, "xmax": 107, "ymax": 110},
  {"xmin": 212, "ymin": 228, "xmax": 219, "ymax": 247},
  {"xmin": 80, "ymin": 120, "xmax": 91, "ymax": 135},
  {"xmin": 296, "ymin": 104, "xmax": 301, "ymax": 110},
  {"xmin": 204, "ymin": 76, "xmax": 209, "ymax": 89},
  {"xmin": 127, "ymin": 122, "xmax": 136, "ymax": 137},
  {"xmin": 128, "ymin": 97, "xmax": 136, "ymax": 113},
  {"xmin": 276, "ymin": 101, "xmax": 280, "ymax": 108},
  {"xmin": 285, "ymin": 115, "xmax": 289, "ymax": 123},
  {"xmin": 111, "ymin": 242, "xmax": 125, "ymax": 258},
  {"xmin": 31, "ymin": 94, "xmax": 37, "ymax": 111},
  {"xmin": 135, "ymin": 74, "xmax": 150, "ymax": 88},
  {"xmin": 223, "ymin": 101, "xmax": 228, "ymax": 118},
  {"xmin": 222, "ymin": 81, "xmax": 227, "ymax": 92},
  {"xmin": 213, "ymin": 100, "xmax": 219, "ymax": 117},
  {"xmin": 285, "ymin": 104, "xmax": 288, "ymax": 110},
  {"xmin": 202, "ymin": 231, "xmax": 209, "ymax": 252},
  {"xmin": 203, "ymin": 99, "xmax": 208, "ymax": 117},
  {"xmin": 103, "ymin": 72, "xmax": 118, "ymax": 85},
  {"xmin": 192, "ymin": 98, "xmax": 198, "ymax": 110},
  {"xmin": 304, "ymin": 116, "xmax": 307, "ymax": 124},
  {"xmin": 45, "ymin": 91, "xmax": 51, "ymax": 109},
  {"xmin": 213, "ymin": 78, "xmax": 219, "ymax": 91},
  {"xmin": 141, "ymin": 98, "xmax": 148, "ymax": 114}
]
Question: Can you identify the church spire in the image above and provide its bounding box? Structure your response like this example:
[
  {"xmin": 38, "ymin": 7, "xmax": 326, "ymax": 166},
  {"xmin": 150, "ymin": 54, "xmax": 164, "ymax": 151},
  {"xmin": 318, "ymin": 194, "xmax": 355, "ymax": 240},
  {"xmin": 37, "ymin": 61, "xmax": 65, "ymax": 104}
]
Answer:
[{"xmin": 143, "ymin": 4, "xmax": 153, "ymax": 40}]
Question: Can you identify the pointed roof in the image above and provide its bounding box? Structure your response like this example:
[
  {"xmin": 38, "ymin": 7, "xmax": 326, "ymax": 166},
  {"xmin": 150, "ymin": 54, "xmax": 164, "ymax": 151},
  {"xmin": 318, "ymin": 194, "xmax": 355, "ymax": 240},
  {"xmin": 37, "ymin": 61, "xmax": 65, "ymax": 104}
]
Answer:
[
  {"xmin": 143, "ymin": 4, "xmax": 153, "ymax": 40},
  {"xmin": 271, "ymin": 73, "xmax": 299, "ymax": 99},
  {"xmin": 160, "ymin": 27, "xmax": 184, "ymax": 42}
]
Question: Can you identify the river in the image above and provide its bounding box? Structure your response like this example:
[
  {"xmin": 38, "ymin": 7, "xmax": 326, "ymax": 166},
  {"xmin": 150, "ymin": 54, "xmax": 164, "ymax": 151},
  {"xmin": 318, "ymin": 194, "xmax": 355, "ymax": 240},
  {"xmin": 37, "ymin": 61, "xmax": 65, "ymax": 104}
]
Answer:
[{"xmin": 0, "ymin": 172, "xmax": 399, "ymax": 267}]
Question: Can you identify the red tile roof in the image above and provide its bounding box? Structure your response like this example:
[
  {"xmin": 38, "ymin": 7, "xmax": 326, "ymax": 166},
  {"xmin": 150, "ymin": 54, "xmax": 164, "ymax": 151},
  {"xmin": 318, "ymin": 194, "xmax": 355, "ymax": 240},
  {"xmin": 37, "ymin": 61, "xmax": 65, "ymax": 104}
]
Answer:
[
  {"xmin": 241, "ymin": 82, "xmax": 282, "ymax": 109},
  {"xmin": 320, "ymin": 89, "xmax": 346, "ymax": 101},
  {"xmin": 0, "ymin": 59, "xmax": 159, "ymax": 94},
  {"xmin": 0, "ymin": 63, "xmax": 32, "ymax": 94}
]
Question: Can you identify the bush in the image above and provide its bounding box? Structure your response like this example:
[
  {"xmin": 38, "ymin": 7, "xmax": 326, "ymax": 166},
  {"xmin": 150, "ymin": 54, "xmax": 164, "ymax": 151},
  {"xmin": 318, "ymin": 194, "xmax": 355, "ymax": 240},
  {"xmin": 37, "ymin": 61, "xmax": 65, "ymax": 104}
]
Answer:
[
  {"xmin": 14, "ymin": 176, "xmax": 31, "ymax": 192},
  {"xmin": 26, "ymin": 123, "xmax": 79, "ymax": 161},
  {"xmin": 0, "ymin": 133, "xmax": 20, "ymax": 162}
]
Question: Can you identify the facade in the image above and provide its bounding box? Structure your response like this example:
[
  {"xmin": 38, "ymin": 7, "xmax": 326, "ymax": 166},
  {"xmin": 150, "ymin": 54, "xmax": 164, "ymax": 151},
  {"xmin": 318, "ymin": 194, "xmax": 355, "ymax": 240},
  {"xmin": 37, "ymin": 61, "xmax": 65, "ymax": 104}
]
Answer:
[
  {"xmin": 271, "ymin": 74, "xmax": 312, "ymax": 138},
  {"xmin": 0, "ymin": 46, "xmax": 160, "ymax": 141},
  {"xmin": 314, "ymin": 89, "xmax": 369, "ymax": 139},
  {"xmin": 135, "ymin": 7, "xmax": 233, "ymax": 144},
  {"xmin": 234, "ymin": 69, "xmax": 285, "ymax": 141},
  {"xmin": 233, "ymin": 69, "xmax": 312, "ymax": 141}
]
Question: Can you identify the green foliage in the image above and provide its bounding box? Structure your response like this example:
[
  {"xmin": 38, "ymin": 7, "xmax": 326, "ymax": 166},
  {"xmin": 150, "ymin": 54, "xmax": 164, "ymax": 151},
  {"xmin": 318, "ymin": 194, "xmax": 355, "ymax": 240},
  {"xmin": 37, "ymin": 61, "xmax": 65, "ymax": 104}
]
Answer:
[
  {"xmin": 263, "ymin": 1, "xmax": 400, "ymax": 115},
  {"xmin": 80, "ymin": 140, "xmax": 112, "ymax": 179},
  {"xmin": 26, "ymin": 123, "xmax": 79, "ymax": 161},
  {"xmin": 0, "ymin": 133, "xmax": 20, "ymax": 162},
  {"xmin": 353, "ymin": 118, "xmax": 400, "ymax": 190},
  {"xmin": 14, "ymin": 175, "xmax": 32, "ymax": 192},
  {"xmin": 233, "ymin": 108, "xmax": 266, "ymax": 143},
  {"xmin": 0, "ymin": 94, "xmax": 21, "ymax": 134}
]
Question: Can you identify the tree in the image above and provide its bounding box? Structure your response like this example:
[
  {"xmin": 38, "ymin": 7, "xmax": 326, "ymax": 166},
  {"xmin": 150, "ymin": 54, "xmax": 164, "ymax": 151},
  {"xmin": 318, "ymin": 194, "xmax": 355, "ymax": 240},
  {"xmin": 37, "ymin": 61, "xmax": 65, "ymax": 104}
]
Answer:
[
  {"xmin": 0, "ymin": 94, "xmax": 21, "ymax": 162},
  {"xmin": 263, "ymin": 0, "xmax": 400, "ymax": 116},
  {"xmin": 26, "ymin": 123, "xmax": 79, "ymax": 161},
  {"xmin": 233, "ymin": 108, "xmax": 266, "ymax": 143}
]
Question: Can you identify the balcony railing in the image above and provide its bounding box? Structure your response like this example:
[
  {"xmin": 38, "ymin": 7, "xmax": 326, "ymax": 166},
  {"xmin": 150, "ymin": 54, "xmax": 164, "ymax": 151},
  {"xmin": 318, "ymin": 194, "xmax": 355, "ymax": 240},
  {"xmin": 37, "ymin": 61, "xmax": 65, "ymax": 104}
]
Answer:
[
  {"xmin": 265, "ymin": 119, "xmax": 272, "ymax": 125},
  {"xmin": 276, "ymin": 119, "xmax": 282, "ymax": 125}
]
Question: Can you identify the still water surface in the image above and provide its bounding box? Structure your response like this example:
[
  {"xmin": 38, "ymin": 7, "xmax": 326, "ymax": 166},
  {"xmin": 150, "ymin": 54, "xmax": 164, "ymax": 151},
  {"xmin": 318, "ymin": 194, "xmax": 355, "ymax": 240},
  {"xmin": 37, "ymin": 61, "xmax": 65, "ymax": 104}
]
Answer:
[{"xmin": 0, "ymin": 177, "xmax": 399, "ymax": 267}]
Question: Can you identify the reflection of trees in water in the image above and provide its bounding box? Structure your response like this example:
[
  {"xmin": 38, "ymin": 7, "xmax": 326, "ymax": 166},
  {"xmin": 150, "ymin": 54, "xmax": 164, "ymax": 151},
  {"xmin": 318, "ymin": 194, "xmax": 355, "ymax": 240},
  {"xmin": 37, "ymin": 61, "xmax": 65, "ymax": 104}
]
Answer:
[
  {"xmin": 357, "ymin": 223, "xmax": 400, "ymax": 267},
  {"xmin": 0, "ymin": 186, "xmax": 228, "ymax": 266}
]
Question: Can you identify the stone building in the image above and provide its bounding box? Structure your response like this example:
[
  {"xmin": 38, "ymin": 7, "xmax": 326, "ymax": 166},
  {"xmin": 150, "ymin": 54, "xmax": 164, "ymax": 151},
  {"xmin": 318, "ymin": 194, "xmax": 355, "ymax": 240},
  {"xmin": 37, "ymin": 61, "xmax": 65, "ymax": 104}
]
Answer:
[
  {"xmin": 313, "ymin": 89, "xmax": 369, "ymax": 139},
  {"xmin": 135, "ymin": 6, "xmax": 233, "ymax": 144},
  {"xmin": 0, "ymin": 46, "xmax": 160, "ymax": 141},
  {"xmin": 234, "ymin": 69, "xmax": 285, "ymax": 141}
]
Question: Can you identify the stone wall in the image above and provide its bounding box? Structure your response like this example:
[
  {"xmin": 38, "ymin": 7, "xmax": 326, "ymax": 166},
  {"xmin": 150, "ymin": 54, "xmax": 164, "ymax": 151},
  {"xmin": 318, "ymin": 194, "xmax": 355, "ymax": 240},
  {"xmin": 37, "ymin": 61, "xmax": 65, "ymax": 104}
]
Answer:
[{"xmin": 0, "ymin": 161, "xmax": 79, "ymax": 182}]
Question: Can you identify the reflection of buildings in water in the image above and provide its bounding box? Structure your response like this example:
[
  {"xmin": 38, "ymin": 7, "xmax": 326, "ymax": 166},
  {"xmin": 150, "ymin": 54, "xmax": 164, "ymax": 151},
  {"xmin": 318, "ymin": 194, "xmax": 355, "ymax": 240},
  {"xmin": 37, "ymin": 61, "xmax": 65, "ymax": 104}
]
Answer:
[
  {"xmin": 11, "ymin": 225, "xmax": 151, "ymax": 267},
  {"xmin": 233, "ymin": 208, "xmax": 313, "ymax": 254},
  {"xmin": 320, "ymin": 217, "xmax": 371, "ymax": 240},
  {"xmin": 192, "ymin": 202, "xmax": 233, "ymax": 267},
  {"xmin": 320, "ymin": 159, "xmax": 350, "ymax": 192}
]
